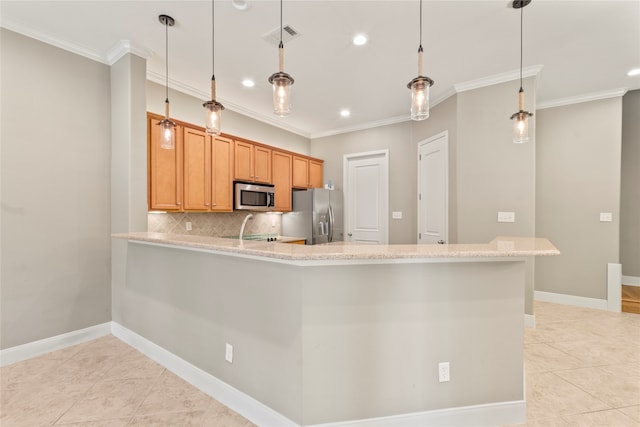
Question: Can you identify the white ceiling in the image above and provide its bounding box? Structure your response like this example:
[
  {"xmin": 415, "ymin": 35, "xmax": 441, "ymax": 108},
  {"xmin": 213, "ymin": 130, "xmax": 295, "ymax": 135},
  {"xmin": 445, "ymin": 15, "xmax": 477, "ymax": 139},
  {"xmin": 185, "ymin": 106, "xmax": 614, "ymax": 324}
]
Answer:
[{"xmin": 2, "ymin": 1, "xmax": 639, "ymax": 138}]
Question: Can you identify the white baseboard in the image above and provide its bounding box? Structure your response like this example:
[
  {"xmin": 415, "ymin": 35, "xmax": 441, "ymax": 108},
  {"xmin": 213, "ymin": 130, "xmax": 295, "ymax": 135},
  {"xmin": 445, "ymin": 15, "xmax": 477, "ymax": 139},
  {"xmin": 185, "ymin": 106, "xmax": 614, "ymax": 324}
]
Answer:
[
  {"xmin": 0, "ymin": 322, "xmax": 111, "ymax": 367},
  {"xmin": 623, "ymin": 275, "xmax": 640, "ymax": 286},
  {"xmin": 110, "ymin": 322, "xmax": 298, "ymax": 427},
  {"xmin": 534, "ymin": 291, "xmax": 608, "ymax": 310},
  {"xmin": 524, "ymin": 314, "xmax": 536, "ymax": 328},
  {"xmin": 309, "ymin": 401, "xmax": 525, "ymax": 427}
]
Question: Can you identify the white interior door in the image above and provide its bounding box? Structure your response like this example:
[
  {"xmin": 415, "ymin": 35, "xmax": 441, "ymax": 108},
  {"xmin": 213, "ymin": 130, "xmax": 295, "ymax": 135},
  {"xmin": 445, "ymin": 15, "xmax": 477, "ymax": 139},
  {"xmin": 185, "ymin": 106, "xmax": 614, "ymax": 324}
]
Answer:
[
  {"xmin": 418, "ymin": 132, "xmax": 448, "ymax": 244},
  {"xmin": 344, "ymin": 150, "xmax": 389, "ymax": 244}
]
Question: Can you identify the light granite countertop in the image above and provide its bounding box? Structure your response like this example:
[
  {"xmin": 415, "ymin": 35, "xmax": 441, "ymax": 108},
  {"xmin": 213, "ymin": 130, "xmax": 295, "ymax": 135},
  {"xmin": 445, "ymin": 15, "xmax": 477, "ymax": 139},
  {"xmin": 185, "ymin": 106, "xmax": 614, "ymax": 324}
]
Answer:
[{"xmin": 113, "ymin": 232, "xmax": 559, "ymax": 264}]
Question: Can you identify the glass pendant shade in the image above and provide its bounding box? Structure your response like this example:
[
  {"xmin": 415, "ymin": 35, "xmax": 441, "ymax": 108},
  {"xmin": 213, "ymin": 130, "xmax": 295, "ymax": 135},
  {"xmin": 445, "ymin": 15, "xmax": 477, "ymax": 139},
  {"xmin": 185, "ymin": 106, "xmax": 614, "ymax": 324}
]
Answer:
[
  {"xmin": 159, "ymin": 118, "xmax": 176, "ymax": 149},
  {"xmin": 269, "ymin": 71, "xmax": 294, "ymax": 117},
  {"xmin": 204, "ymin": 101, "xmax": 223, "ymax": 135},
  {"xmin": 409, "ymin": 76, "xmax": 431, "ymax": 121},
  {"xmin": 512, "ymin": 112, "xmax": 530, "ymax": 144}
]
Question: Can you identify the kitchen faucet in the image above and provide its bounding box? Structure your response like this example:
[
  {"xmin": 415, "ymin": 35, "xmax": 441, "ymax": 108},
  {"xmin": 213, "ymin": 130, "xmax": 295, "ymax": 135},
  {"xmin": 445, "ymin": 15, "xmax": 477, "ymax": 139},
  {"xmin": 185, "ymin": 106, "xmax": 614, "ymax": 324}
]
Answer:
[{"xmin": 239, "ymin": 213, "xmax": 254, "ymax": 243}]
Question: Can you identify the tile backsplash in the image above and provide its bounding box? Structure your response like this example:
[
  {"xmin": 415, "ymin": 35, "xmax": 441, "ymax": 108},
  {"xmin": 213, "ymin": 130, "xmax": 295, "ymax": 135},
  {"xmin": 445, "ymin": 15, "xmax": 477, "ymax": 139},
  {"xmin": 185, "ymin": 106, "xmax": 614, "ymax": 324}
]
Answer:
[{"xmin": 147, "ymin": 211, "xmax": 281, "ymax": 237}]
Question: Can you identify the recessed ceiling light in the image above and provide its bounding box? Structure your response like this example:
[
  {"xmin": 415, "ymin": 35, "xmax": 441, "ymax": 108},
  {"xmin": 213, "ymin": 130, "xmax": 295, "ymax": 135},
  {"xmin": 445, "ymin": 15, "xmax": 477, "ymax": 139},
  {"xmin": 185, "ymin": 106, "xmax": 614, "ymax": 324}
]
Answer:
[
  {"xmin": 242, "ymin": 79, "xmax": 255, "ymax": 88},
  {"xmin": 232, "ymin": 0, "xmax": 250, "ymax": 11},
  {"xmin": 352, "ymin": 34, "xmax": 368, "ymax": 46},
  {"xmin": 627, "ymin": 68, "xmax": 640, "ymax": 77},
  {"xmin": 340, "ymin": 109, "xmax": 351, "ymax": 117}
]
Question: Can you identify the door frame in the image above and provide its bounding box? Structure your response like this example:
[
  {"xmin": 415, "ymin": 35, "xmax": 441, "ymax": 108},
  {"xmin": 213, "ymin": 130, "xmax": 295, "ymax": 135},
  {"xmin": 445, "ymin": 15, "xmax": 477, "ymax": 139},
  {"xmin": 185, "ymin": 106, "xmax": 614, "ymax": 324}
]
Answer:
[
  {"xmin": 343, "ymin": 149, "xmax": 390, "ymax": 244},
  {"xmin": 417, "ymin": 131, "xmax": 449, "ymax": 244}
]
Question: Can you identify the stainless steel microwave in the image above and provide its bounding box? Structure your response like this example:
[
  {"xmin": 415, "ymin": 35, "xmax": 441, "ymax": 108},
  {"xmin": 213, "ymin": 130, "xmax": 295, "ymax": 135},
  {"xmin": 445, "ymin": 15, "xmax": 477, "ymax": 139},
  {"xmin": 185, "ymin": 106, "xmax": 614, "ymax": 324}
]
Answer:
[{"xmin": 234, "ymin": 182, "xmax": 275, "ymax": 212}]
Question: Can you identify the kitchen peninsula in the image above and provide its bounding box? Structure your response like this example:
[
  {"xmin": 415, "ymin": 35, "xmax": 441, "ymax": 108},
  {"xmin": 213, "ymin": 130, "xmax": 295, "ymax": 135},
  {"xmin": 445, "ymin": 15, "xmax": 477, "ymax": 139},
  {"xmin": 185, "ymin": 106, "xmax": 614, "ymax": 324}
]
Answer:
[{"xmin": 112, "ymin": 233, "xmax": 558, "ymax": 426}]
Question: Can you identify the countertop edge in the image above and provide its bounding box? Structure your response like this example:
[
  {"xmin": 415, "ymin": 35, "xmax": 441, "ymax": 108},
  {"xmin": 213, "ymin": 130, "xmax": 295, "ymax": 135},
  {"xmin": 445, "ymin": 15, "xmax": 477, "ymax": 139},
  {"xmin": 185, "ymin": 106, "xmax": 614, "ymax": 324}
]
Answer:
[{"xmin": 112, "ymin": 232, "xmax": 560, "ymax": 264}]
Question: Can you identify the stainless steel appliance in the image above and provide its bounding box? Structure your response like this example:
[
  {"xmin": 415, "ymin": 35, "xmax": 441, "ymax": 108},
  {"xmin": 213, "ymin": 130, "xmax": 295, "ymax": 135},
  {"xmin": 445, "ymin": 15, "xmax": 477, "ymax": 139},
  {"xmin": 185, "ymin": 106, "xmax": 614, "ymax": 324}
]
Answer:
[
  {"xmin": 234, "ymin": 182, "xmax": 275, "ymax": 211},
  {"xmin": 282, "ymin": 189, "xmax": 343, "ymax": 245}
]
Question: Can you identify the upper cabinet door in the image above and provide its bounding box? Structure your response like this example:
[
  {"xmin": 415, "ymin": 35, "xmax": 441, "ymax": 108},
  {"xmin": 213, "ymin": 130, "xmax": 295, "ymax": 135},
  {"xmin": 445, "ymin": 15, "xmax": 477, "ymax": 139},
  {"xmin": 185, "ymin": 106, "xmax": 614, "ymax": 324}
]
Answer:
[
  {"xmin": 183, "ymin": 127, "xmax": 212, "ymax": 211},
  {"xmin": 292, "ymin": 155, "xmax": 309, "ymax": 189},
  {"xmin": 148, "ymin": 115, "xmax": 183, "ymax": 211},
  {"xmin": 272, "ymin": 151, "xmax": 292, "ymax": 212},
  {"xmin": 212, "ymin": 136, "xmax": 233, "ymax": 211},
  {"xmin": 234, "ymin": 140, "xmax": 254, "ymax": 182},
  {"xmin": 254, "ymin": 145, "xmax": 272, "ymax": 184},
  {"xmin": 308, "ymin": 159, "xmax": 324, "ymax": 188}
]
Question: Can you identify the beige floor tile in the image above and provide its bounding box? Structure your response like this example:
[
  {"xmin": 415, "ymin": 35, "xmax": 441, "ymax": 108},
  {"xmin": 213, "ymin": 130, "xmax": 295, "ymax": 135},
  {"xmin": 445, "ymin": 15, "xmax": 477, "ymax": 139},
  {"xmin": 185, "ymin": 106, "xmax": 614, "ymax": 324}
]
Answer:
[
  {"xmin": 54, "ymin": 418, "xmax": 132, "ymax": 426},
  {"xmin": 201, "ymin": 408, "xmax": 257, "ymax": 427},
  {"xmin": 525, "ymin": 372, "xmax": 610, "ymax": 419},
  {"xmin": 128, "ymin": 410, "xmax": 206, "ymax": 426},
  {"xmin": 0, "ymin": 382, "xmax": 91, "ymax": 427},
  {"xmin": 548, "ymin": 337, "xmax": 640, "ymax": 366},
  {"xmin": 136, "ymin": 375, "xmax": 216, "ymax": 415},
  {"xmin": 1, "ymin": 353, "xmax": 69, "ymax": 389},
  {"xmin": 618, "ymin": 405, "xmax": 640, "ymax": 422},
  {"xmin": 56, "ymin": 378, "xmax": 154, "ymax": 424},
  {"xmin": 102, "ymin": 351, "xmax": 165, "ymax": 381},
  {"xmin": 524, "ymin": 343, "xmax": 587, "ymax": 371},
  {"xmin": 554, "ymin": 365, "xmax": 640, "ymax": 408},
  {"xmin": 561, "ymin": 409, "xmax": 639, "ymax": 426}
]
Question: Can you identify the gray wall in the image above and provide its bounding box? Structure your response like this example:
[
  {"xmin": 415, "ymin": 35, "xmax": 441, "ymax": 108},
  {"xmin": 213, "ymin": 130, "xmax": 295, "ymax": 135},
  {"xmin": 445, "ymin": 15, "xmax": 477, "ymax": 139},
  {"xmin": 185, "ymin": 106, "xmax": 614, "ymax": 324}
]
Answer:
[
  {"xmin": 311, "ymin": 122, "xmax": 415, "ymax": 244},
  {"xmin": 455, "ymin": 77, "xmax": 536, "ymax": 244},
  {"xmin": 536, "ymin": 98, "xmax": 622, "ymax": 300},
  {"xmin": 147, "ymin": 82, "xmax": 311, "ymax": 155},
  {"xmin": 621, "ymin": 90, "xmax": 640, "ymax": 278},
  {"xmin": 1, "ymin": 29, "xmax": 112, "ymax": 349}
]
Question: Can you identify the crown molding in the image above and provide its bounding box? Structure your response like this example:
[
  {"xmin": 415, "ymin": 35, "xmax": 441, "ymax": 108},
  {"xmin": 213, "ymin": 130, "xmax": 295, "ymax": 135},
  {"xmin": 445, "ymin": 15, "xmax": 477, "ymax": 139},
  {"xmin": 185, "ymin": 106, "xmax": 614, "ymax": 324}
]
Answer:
[
  {"xmin": 536, "ymin": 88, "xmax": 628, "ymax": 110},
  {"xmin": 106, "ymin": 40, "xmax": 151, "ymax": 65},
  {"xmin": 454, "ymin": 65, "xmax": 544, "ymax": 93},
  {"xmin": 1, "ymin": 18, "xmax": 106, "ymax": 64},
  {"xmin": 431, "ymin": 86, "xmax": 458, "ymax": 108},
  {"xmin": 147, "ymin": 71, "xmax": 311, "ymax": 139},
  {"xmin": 310, "ymin": 115, "xmax": 410, "ymax": 140}
]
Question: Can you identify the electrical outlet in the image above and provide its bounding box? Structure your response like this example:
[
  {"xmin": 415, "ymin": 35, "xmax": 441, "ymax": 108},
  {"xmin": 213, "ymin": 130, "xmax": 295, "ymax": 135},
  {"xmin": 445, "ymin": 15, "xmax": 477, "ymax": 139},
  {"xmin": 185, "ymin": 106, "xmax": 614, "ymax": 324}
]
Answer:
[
  {"xmin": 186, "ymin": 221, "xmax": 192, "ymax": 231},
  {"xmin": 438, "ymin": 362, "xmax": 450, "ymax": 383},
  {"xmin": 497, "ymin": 212, "xmax": 515, "ymax": 223},
  {"xmin": 392, "ymin": 211, "xmax": 403, "ymax": 220},
  {"xmin": 225, "ymin": 343, "xmax": 233, "ymax": 363},
  {"xmin": 599, "ymin": 212, "xmax": 613, "ymax": 222}
]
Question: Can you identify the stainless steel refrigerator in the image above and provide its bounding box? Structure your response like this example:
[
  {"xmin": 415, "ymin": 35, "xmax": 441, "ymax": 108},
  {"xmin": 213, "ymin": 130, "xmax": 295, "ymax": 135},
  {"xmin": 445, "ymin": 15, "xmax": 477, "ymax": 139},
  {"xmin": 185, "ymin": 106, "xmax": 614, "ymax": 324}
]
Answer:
[{"xmin": 282, "ymin": 189, "xmax": 343, "ymax": 245}]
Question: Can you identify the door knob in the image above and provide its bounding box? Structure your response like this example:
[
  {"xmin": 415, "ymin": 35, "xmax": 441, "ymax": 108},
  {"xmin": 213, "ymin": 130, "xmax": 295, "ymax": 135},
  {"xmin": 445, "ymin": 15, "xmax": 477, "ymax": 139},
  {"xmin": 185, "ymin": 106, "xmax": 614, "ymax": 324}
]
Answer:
[
  {"xmin": 348, "ymin": 233, "xmax": 353, "ymax": 237},
  {"xmin": 437, "ymin": 240, "xmax": 445, "ymax": 244}
]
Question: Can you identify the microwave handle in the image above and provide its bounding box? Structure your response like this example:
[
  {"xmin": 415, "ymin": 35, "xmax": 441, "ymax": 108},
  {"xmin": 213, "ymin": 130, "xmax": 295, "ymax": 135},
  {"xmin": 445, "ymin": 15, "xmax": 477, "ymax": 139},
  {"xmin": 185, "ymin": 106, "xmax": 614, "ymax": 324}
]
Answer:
[{"xmin": 268, "ymin": 192, "xmax": 274, "ymax": 208}]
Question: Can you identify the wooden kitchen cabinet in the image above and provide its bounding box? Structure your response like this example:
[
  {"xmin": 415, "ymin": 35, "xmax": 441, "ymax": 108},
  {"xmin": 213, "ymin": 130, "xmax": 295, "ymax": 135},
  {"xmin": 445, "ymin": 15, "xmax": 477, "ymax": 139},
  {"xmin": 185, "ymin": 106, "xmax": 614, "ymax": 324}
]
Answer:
[
  {"xmin": 308, "ymin": 159, "xmax": 323, "ymax": 188},
  {"xmin": 148, "ymin": 115, "xmax": 183, "ymax": 211},
  {"xmin": 234, "ymin": 140, "xmax": 272, "ymax": 184},
  {"xmin": 292, "ymin": 155, "xmax": 324, "ymax": 189},
  {"xmin": 183, "ymin": 126, "xmax": 233, "ymax": 212},
  {"xmin": 272, "ymin": 150, "xmax": 292, "ymax": 212}
]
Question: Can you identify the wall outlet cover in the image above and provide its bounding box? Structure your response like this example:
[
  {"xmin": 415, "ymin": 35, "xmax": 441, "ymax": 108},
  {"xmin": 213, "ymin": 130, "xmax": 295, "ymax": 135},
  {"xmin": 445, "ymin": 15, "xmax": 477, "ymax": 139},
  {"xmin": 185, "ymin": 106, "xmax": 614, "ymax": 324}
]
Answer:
[
  {"xmin": 225, "ymin": 343, "xmax": 233, "ymax": 363},
  {"xmin": 599, "ymin": 212, "xmax": 613, "ymax": 222},
  {"xmin": 497, "ymin": 212, "xmax": 515, "ymax": 223},
  {"xmin": 392, "ymin": 211, "xmax": 403, "ymax": 220}
]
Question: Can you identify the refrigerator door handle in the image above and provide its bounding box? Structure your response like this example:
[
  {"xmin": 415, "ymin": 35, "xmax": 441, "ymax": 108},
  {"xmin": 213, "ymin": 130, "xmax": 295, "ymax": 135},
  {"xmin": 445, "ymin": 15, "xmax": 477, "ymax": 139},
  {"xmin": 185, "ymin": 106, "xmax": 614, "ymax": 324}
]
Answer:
[{"xmin": 328, "ymin": 205, "xmax": 334, "ymax": 242}]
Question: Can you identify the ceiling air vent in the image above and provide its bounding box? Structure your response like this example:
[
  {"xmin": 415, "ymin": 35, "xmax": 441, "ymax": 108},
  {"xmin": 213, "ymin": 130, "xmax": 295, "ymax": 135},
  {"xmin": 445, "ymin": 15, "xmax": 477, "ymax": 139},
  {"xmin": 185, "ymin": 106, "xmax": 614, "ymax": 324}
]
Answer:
[{"xmin": 262, "ymin": 25, "xmax": 301, "ymax": 46}]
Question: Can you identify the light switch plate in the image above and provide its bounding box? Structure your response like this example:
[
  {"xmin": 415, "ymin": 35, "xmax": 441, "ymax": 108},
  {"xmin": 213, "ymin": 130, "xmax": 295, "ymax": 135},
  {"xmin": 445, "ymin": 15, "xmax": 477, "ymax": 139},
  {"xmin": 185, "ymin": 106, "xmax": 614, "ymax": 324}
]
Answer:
[
  {"xmin": 392, "ymin": 211, "xmax": 403, "ymax": 220},
  {"xmin": 497, "ymin": 212, "xmax": 515, "ymax": 223},
  {"xmin": 600, "ymin": 212, "xmax": 613, "ymax": 222}
]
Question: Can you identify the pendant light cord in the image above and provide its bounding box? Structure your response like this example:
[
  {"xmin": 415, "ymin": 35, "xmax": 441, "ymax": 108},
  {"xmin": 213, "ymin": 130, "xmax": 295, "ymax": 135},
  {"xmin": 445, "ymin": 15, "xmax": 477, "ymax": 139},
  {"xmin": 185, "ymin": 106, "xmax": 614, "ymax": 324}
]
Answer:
[
  {"xmin": 280, "ymin": 0, "xmax": 283, "ymax": 44},
  {"xmin": 165, "ymin": 19, "xmax": 169, "ymax": 103},
  {"xmin": 519, "ymin": 4, "xmax": 523, "ymax": 91},
  {"xmin": 211, "ymin": 0, "xmax": 216, "ymax": 80},
  {"xmin": 419, "ymin": 0, "xmax": 423, "ymax": 49}
]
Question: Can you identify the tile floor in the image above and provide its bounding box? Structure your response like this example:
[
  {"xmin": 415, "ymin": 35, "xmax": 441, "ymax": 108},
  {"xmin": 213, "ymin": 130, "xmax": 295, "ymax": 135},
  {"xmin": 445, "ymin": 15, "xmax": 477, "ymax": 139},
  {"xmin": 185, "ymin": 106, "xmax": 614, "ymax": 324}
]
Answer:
[{"xmin": 0, "ymin": 301, "xmax": 638, "ymax": 426}]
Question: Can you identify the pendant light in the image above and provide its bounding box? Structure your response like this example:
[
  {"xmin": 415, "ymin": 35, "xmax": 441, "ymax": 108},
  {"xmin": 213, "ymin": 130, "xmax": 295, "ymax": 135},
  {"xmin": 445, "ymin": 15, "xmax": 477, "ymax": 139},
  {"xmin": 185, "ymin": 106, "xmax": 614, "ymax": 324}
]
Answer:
[
  {"xmin": 268, "ymin": 0, "xmax": 295, "ymax": 117},
  {"xmin": 407, "ymin": 0, "xmax": 434, "ymax": 121},
  {"xmin": 203, "ymin": 0, "xmax": 224, "ymax": 135},
  {"xmin": 158, "ymin": 15, "xmax": 176, "ymax": 149},
  {"xmin": 510, "ymin": 0, "xmax": 533, "ymax": 144}
]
